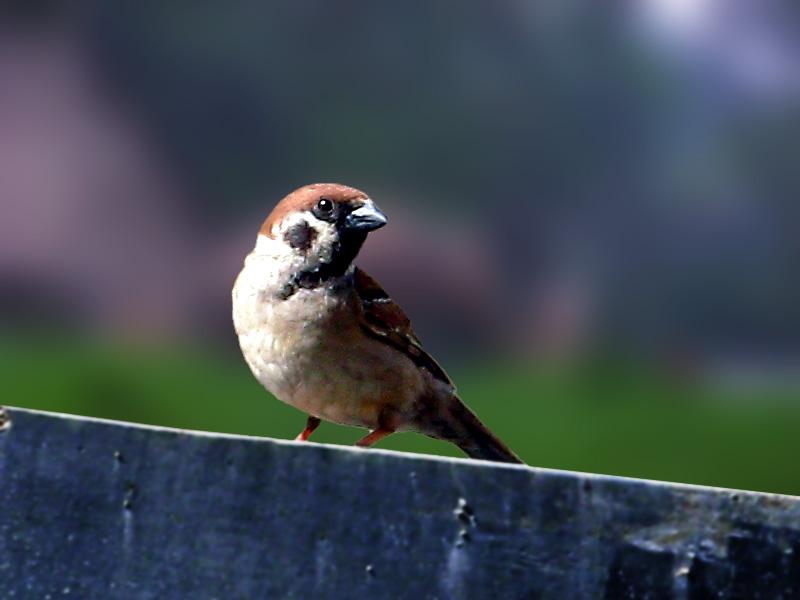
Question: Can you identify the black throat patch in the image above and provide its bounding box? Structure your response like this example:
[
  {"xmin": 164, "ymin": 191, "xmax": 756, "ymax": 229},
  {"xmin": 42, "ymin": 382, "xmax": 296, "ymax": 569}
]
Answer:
[{"xmin": 278, "ymin": 230, "xmax": 368, "ymax": 300}]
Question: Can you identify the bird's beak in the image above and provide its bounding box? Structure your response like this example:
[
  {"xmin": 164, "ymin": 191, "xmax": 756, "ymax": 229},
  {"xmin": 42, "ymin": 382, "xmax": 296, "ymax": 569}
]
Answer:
[{"xmin": 344, "ymin": 203, "xmax": 388, "ymax": 232}]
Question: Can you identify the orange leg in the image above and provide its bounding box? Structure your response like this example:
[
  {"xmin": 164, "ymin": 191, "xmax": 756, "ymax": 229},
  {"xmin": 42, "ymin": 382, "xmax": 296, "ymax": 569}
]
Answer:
[
  {"xmin": 355, "ymin": 429, "xmax": 395, "ymax": 448},
  {"xmin": 295, "ymin": 416, "xmax": 321, "ymax": 441}
]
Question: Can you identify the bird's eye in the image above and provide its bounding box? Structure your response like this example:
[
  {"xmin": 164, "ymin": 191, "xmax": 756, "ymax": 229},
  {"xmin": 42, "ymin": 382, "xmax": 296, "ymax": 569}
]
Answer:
[{"xmin": 317, "ymin": 198, "xmax": 333, "ymax": 215}]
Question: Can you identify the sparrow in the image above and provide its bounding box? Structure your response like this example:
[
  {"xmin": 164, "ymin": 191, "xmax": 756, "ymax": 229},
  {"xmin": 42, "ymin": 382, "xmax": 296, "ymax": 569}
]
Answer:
[{"xmin": 232, "ymin": 183, "xmax": 523, "ymax": 464}]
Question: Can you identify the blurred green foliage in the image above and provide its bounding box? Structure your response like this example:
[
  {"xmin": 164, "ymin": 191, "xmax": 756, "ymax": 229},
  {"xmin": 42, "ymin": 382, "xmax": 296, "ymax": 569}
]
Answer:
[{"xmin": 3, "ymin": 335, "xmax": 799, "ymax": 496}]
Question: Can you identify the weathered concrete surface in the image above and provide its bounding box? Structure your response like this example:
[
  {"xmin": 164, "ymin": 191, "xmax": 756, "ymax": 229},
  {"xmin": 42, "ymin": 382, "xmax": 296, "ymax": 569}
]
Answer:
[{"xmin": 0, "ymin": 406, "xmax": 798, "ymax": 599}]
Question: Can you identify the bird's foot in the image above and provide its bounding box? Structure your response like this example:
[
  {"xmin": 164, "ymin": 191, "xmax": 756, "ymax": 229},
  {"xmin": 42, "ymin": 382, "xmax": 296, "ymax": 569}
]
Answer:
[
  {"xmin": 295, "ymin": 416, "xmax": 321, "ymax": 441},
  {"xmin": 355, "ymin": 429, "xmax": 394, "ymax": 448}
]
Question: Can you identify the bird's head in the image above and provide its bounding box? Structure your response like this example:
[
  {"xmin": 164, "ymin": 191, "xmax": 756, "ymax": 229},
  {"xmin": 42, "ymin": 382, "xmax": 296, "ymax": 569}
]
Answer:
[{"xmin": 255, "ymin": 183, "xmax": 387, "ymax": 283}]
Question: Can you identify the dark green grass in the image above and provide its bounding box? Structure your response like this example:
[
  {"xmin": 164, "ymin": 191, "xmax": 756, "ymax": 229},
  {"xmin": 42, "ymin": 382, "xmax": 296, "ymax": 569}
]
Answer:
[{"xmin": 3, "ymin": 336, "xmax": 799, "ymax": 496}]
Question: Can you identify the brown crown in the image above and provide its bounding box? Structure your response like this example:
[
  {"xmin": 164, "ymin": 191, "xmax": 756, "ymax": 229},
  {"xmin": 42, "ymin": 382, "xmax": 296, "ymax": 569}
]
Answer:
[{"xmin": 259, "ymin": 183, "xmax": 369, "ymax": 238}]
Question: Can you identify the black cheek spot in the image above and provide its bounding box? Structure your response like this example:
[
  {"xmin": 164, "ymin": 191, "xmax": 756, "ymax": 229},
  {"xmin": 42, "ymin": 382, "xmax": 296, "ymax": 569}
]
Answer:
[{"xmin": 284, "ymin": 221, "xmax": 317, "ymax": 252}]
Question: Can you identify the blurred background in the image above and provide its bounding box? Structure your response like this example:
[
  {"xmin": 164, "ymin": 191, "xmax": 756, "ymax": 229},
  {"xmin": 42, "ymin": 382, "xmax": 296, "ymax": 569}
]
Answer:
[{"xmin": 1, "ymin": 1, "xmax": 799, "ymax": 493}]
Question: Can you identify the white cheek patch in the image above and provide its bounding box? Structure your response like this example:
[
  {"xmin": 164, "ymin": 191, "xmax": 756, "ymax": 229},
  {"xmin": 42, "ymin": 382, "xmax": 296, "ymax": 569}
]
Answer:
[
  {"xmin": 278, "ymin": 213, "xmax": 338, "ymax": 262},
  {"xmin": 252, "ymin": 213, "xmax": 339, "ymax": 269},
  {"xmin": 308, "ymin": 220, "xmax": 339, "ymax": 262},
  {"xmin": 277, "ymin": 211, "xmax": 313, "ymax": 232},
  {"xmin": 254, "ymin": 233, "xmax": 287, "ymax": 256}
]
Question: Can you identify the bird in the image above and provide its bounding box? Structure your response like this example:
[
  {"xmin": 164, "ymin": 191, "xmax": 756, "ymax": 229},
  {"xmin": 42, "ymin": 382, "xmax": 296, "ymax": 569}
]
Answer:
[{"xmin": 232, "ymin": 183, "xmax": 524, "ymax": 464}]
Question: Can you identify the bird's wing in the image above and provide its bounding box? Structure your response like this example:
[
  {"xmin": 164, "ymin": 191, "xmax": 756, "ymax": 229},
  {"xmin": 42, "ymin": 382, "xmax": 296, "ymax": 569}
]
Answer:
[{"xmin": 354, "ymin": 267, "xmax": 455, "ymax": 387}]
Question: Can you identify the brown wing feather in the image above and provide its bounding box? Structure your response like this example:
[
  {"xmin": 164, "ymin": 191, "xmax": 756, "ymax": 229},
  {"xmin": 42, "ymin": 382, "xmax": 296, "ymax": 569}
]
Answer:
[{"xmin": 353, "ymin": 267, "xmax": 454, "ymax": 387}]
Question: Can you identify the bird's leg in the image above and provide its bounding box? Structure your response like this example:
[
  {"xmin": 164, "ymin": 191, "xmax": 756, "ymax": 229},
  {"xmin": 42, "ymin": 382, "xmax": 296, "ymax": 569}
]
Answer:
[
  {"xmin": 355, "ymin": 429, "xmax": 394, "ymax": 448},
  {"xmin": 295, "ymin": 416, "xmax": 321, "ymax": 441}
]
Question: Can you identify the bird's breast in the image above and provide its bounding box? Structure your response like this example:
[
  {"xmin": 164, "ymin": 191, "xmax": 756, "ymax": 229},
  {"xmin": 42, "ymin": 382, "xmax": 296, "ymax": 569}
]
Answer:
[{"xmin": 233, "ymin": 263, "xmax": 424, "ymax": 429}]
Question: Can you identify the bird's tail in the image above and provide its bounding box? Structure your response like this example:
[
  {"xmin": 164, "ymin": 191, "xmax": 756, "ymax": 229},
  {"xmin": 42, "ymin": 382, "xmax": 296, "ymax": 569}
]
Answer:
[{"xmin": 419, "ymin": 395, "xmax": 525, "ymax": 465}]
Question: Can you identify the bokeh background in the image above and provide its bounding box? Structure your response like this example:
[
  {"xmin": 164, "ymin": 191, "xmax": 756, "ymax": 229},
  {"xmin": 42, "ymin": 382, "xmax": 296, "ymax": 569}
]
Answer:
[{"xmin": 2, "ymin": 1, "xmax": 799, "ymax": 493}]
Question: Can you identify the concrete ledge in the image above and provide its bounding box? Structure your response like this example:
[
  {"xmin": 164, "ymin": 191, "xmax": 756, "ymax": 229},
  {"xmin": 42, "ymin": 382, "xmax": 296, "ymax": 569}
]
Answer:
[{"xmin": 1, "ymin": 406, "xmax": 798, "ymax": 599}]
